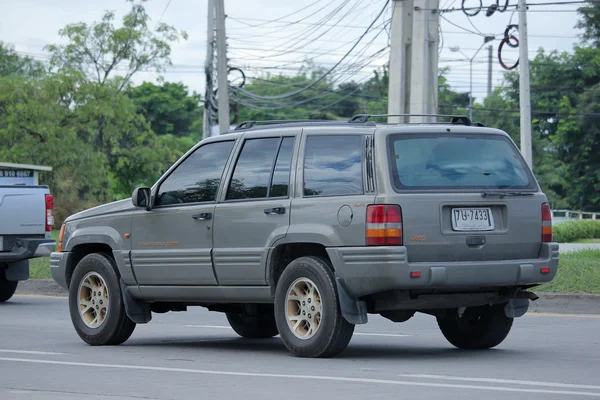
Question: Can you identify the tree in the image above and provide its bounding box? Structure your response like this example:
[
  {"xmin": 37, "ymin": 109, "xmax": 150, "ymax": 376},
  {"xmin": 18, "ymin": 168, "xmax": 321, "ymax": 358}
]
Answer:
[
  {"xmin": 0, "ymin": 42, "xmax": 45, "ymax": 77},
  {"xmin": 128, "ymin": 82, "xmax": 202, "ymax": 138},
  {"xmin": 45, "ymin": 0, "xmax": 187, "ymax": 91}
]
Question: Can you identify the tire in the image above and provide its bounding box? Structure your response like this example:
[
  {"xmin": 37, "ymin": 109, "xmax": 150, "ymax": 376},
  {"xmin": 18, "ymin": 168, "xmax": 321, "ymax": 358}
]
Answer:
[
  {"xmin": 437, "ymin": 304, "xmax": 514, "ymax": 350},
  {"xmin": 0, "ymin": 270, "xmax": 18, "ymax": 303},
  {"xmin": 68, "ymin": 253, "xmax": 136, "ymax": 346},
  {"xmin": 274, "ymin": 256, "xmax": 354, "ymax": 358},
  {"xmin": 226, "ymin": 312, "xmax": 279, "ymax": 339}
]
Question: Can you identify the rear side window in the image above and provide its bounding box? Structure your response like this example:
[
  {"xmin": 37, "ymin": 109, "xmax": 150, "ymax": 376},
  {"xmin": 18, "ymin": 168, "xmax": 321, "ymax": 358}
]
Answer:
[
  {"xmin": 388, "ymin": 134, "xmax": 536, "ymax": 190},
  {"xmin": 303, "ymin": 135, "xmax": 363, "ymax": 197},
  {"xmin": 227, "ymin": 136, "xmax": 296, "ymax": 200},
  {"xmin": 156, "ymin": 140, "xmax": 234, "ymax": 206}
]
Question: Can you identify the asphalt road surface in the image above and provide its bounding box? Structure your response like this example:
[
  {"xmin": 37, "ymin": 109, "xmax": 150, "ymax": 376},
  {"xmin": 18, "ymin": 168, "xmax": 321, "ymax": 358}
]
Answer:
[{"xmin": 1, "ymin": 295, "xmax": 600, "ymax": 400}]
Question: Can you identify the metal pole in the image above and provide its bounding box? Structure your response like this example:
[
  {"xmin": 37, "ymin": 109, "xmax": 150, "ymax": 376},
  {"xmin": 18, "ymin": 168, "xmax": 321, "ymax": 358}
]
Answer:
[
  {"xmin": 215, "ymin": 0, "xmax": 230, "ymax": 134},
  {"xmin": 469, "ymin": 58, "xmax": 473, "ymax": 120},
  {"xmin": 387, "ymin": 0, "xmax": 413, "ymax": 124},
  {"xmin": 203, "ymin": 0, "xmax": 215, "ymax": 140},
  {"xmin": 518, "ymin": 0, "xmax": 533, "ymax": 168},
  {"xmin": 487, "ymin": 45, "xmax": 493, "ymax": 98}
]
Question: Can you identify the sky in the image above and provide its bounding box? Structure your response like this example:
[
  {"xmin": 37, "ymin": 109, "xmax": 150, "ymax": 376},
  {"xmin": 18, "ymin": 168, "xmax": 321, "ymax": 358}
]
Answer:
[{"xmin": 0, "ymin": 0, "xmax": 585, "ymax": 105}]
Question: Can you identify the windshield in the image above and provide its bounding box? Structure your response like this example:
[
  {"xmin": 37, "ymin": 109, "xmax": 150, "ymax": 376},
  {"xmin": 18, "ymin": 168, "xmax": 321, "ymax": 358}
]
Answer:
[{"xmin": 388, "ymin": 133, "xmax": 537, "ymax": 190}]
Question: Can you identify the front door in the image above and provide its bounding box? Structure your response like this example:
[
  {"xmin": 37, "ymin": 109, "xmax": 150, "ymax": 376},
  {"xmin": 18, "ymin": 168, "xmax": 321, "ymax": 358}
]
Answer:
[
  {"xmin": 130, "ymin": 140, "xmax": 236, "ymax": 286},
  {"xmin": 213, "ymin": 133, "xmax": 298, "ymax": 285}
]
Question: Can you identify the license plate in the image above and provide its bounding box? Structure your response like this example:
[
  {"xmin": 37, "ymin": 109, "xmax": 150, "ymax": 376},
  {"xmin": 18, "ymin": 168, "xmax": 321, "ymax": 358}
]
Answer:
[
  {"xmin": 0, "ymin": 236, "xmax": 3, "ymax": 251},
  {"xmin": 452, "ymin": 208, "xmax": 494, "ymax": 231}
]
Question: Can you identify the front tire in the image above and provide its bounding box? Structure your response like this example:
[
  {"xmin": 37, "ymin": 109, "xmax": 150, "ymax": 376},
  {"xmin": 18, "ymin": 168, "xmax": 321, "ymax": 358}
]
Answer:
[
  {"xmin": 226, "ymin": 312, "xmax": 278, "ymax": 339},
  {"xmin": 274, "ymin": 256, "xmax": 354, "ymax": 358},
  {"xmin": 0, "ymin": 270, "xmax": 18, "ymax": 303},
  {"xmin": 68, "ymin": 253, "xmax": 136, "ymax": 346},
  {"xmin": 437, "ymin": 304, "xmax": 513, "ymax": 349}
]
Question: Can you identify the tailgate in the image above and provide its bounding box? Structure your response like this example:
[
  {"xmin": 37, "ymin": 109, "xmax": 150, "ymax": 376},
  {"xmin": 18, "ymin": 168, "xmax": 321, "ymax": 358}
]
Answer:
[{"xmin": 0, "ymin": 187, "xmax": 47, "ymax": 235}]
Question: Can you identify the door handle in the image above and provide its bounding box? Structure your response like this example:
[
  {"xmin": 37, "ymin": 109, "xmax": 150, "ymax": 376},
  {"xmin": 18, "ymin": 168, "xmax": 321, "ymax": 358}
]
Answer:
[
  {"xmin": 264, "ymin": 207, "xmax": 285, "ymax": 215},
  {"xmin": 192, "ymin": 212, "xmax": 212, "ymax": 220}
]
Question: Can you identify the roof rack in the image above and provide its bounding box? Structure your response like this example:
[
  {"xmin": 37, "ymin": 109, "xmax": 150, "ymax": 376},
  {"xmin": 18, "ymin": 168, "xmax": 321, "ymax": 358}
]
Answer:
[
  {"xmin": 348, "ymin": 114, "xmax": 482, "ymax": 126},
  {"xmin": 234, "ymin": 119, "xmax": 342, "ymax": 130}
]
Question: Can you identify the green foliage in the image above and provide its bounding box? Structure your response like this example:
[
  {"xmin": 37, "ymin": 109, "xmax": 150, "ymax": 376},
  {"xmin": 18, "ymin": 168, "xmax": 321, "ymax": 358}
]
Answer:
[
  {"xmin": 0, "ymin": 42, "xmax": 45, "ymax": 78},
  {"xmin": 553, "ymin": 221, "xmax": 600, "ymax": 243},
  {"xmin": 536, "ymin": 249, "xmax": 600, "ymax": 293},
  {"xmin": 45, "ymin": 0, "xmax": 187, "ymax": 91},
  {"xmin": 127, "ymin": 82, "xmax": 202, "ymax": 138}
]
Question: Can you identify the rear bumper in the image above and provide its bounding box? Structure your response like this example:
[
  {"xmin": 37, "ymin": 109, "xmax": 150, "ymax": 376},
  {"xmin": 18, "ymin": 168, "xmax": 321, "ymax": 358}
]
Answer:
[
  {"xmin": 50, "ymin": 252, "xmax": 70, "ymax": 290},
  {"xmin": 327, "ymin": 243, "xmax": 559, "ymax": 298},
  {"xmin": 0, "ymin": 238, "xmax": 56, "ymax": 264}
]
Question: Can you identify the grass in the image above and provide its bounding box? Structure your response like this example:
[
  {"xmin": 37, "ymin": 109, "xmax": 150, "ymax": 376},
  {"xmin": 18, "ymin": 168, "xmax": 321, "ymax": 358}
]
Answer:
[
  {"xmin": 553, "ymin": 220, "xmax": 600, "ymax": 243},
  {"xmin": 29, "ymin": 230, "xmax": 59, "ymax": 279},
  {"xmin": 571, "ymin": 238, "xmax": 600, "ymax": 244},
  {"xmin": 535, "ymin": 250, "xmax": 600, "ymax": 294}
]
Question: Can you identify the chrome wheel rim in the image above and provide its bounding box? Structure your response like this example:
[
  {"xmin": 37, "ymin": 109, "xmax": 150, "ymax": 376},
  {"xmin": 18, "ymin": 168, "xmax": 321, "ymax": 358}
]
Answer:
[
  {"xmin": 77, "ymin": 272, "xmax": 109, "ymax": 329},
  {"xmin": 285, "ymin": 277, "xmax": 323, "ymax": 340}
]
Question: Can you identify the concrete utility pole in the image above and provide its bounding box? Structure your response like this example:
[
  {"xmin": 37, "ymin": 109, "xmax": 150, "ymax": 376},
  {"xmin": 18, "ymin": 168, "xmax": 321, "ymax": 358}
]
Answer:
[
  {"xmin": 518, "ymin": 0, "xmax": 533, "ymax": 169},
  {"xmin": 487, "ymin": 45, "xmax": 493, "ymax": 98},
  {"xmin": 203, "ymin": 0, "xmax": 215, "ymax": 139},
  {"xmin": 387, "ymin": 0, "xmax": 413, "ymax": 123},
  {"xmin": 215, "ymin": 0, "xmax": 230, "ymax": 134}
]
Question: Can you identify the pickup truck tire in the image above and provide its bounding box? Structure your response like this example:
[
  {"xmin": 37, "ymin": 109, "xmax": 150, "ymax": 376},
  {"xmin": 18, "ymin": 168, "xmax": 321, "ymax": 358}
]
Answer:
[
  {"xmin": 226, "ymin": 312, "xmax": 279, "ymax": 339},
  {"xmin": 0, "ymin": 270, "xmax": 18, "ymax": 303},
  {"xmin": 274, "ymin": 256, "xmax": 354, "ymax": 358},
  {"xmin": 68, "ymin": 253, "xmax": 136, "ymax": 346},
  {"xmin": 437, "ymin": 304, "xmax": 514, "ymax": 349}
]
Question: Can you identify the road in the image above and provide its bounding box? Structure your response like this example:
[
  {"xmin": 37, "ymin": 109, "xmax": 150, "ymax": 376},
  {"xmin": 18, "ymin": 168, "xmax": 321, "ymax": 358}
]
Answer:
[
  {"xmin": 1, "ymin": 295, "xmax": 600, "ymax": 400},
  {"xmin": 559, "ymin": 243, "xmax": 600, "ymax": 253}
]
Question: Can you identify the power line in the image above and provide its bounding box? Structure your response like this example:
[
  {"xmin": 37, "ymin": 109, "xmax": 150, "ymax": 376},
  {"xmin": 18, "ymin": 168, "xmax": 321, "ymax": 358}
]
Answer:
[{"xmin": 156, "ymin": 0, "xmax": 173, "ymax": 25}]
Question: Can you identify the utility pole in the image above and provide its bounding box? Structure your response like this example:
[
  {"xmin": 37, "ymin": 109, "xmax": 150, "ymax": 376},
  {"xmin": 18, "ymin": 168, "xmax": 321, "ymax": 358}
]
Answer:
[
  {"xmin": 387, "ymin": 0, "xmax": 413, "ymax": 124},
  {"xmin": 215, "ymin": 0, "xmax": 230, "ymax": 134},
  {"xmin": 203, "ymin": 0, "xmax": 215, "ymax": 139},
  {"xmin": 518, "ymin": 0, "xmax": 533, "ymax": 168},
  {"xmin": 487, "ymin": 45, "xmax": 493, "ymax": 98}
]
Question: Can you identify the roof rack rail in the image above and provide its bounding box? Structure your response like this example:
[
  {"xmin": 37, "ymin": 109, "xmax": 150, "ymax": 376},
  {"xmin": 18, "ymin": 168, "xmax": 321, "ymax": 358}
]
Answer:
[
  {"xmin": 234, "ymin": 119, "xmax": 341, "ymax": 130},
  {"xmin": 349, "ymin": 114, "xmax": 477, "ymax": 126}
]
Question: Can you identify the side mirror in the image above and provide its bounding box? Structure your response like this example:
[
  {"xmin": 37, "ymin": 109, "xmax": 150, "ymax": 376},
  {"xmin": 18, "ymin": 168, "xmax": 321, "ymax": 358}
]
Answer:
[{"xmin": 132, "ymin": 187, "xmax": 152, "ymax": 210}]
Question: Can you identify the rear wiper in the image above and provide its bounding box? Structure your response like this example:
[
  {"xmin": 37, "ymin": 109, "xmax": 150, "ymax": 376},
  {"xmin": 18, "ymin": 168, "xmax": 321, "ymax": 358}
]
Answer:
[{"xmin": 481, "ymin": 191, "xmax": 535, "ymax": 198}]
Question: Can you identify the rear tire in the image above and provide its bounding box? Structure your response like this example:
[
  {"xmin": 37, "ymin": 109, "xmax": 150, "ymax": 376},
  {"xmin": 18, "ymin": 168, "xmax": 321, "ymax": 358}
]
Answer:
[
  {"xmin": 226, "ymin": 312, "xmax": 278, "ymax": 339},
  {"xmin": 437, "ymin": 304, "xmax": 513, "ymax": 349},
  {"xmin": 0, "ymin": 270, "xmax": 18, "ymax": 303},
  {"xmin": 68, "ymin": 253, "xmax": 136, "ymax": 346},
  {"xmin": 274, "ymin": 256, "xmax": 354, "ymax": 358}
]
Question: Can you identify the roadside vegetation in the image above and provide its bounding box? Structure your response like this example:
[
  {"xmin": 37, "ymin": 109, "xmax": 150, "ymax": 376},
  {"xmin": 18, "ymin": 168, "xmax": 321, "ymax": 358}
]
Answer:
[
  {"xmin": 553, "ymin": 220, "xmax": 600, "ymax": 243},
  {"xmin": 536, "ymin": 249, "xmax": 600, "ymax": 293}
]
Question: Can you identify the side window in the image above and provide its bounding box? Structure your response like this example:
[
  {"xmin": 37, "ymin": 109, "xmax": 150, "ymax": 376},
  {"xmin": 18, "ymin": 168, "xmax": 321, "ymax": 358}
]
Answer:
[
  {"xmin": 269, "ymin": 137, "xmax": 295, "ymax": 197},
  {"xmin": 226, "ymin": 138, "xmax": 281, "ymax": 200},
  {"xmin": 303, "ymin": 135, "xmax": 363, "ymax": 197},
  {"xmin": 155, "ymin": 141, "xmax": 234, "ymax": 206}
]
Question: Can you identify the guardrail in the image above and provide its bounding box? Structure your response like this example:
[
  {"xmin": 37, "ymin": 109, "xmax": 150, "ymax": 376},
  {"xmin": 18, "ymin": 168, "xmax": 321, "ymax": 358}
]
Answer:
[{"xmin": 552, "ymin": 210, "xmax": 600, "ymax": 224}]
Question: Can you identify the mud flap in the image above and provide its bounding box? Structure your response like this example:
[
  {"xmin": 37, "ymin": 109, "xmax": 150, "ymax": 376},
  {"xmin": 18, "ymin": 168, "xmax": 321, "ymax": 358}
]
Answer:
[
  {"xmin": 504, "ymin": 298, "xmax": 530, "ymax": 318},
  {"xmin": 119, "ymin": 279, "xmax": 152, "ymax": 324},
  {"xmin": 5, "ymin": 260, "xmax": 29, "ymax": 281},
  {"xmin": 336, "ymin": 277, "xmax": 368, "ymax": 325}
]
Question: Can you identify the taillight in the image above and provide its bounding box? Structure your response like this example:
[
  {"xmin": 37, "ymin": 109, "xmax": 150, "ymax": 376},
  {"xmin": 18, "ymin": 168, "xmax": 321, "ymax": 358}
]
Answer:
[
  {"xmin": 58, "ymin": 224, "xmax": 66, "ymax": 252},
  {"xmin": 45, "ymin": 194, "xmax": 55, "ymax": 232},
  {"xmin": 542, "ymin": 203, "xmax": 552, "ymax": 243},
  {"xmin": 366, "ymin": 205, "xmax": 403, "ymax": 246}
]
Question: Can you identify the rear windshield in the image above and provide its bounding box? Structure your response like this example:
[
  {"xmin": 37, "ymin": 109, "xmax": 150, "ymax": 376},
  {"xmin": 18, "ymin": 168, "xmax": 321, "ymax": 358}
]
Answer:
[{"xmin": 388, "ymin": 133, "xmax": 536, "ymax": 190}]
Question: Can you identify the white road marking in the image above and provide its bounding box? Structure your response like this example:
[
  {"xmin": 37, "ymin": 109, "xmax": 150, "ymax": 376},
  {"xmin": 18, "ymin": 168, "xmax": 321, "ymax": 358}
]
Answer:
[
  {"xmin": 183, "ymin": 324, "xmax": 410, "ymax": 337},
  {"xmin": 0, "ymin": 349, "xmax": 64, "ymax": 356},
  {"xmin": 1, "ymin": 357, "xmax": 599, "ymax": 397},
  {"xmin": 399, "ymin": 374, "xmax": 600, "ymax": 391}
]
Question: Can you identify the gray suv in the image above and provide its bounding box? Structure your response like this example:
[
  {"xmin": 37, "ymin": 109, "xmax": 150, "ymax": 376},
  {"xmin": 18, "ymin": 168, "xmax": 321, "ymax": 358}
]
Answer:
[{"xmin": 50, "ymin": 115, "xmax": 558, "ymax": 358}]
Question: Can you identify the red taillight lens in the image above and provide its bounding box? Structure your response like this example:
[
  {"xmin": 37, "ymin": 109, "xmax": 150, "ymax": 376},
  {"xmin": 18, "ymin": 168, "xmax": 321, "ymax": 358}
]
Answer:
[
  {"xmin": 45, "ymin": 194, "xmax": 55, "ymax": 232},
  {"xmin": 366, "ymin": 205, "xmax": 403, "ymax": 246},
  {"xmin": 541, "ymin": 203, "xmax": 552, "ymax": 243}
]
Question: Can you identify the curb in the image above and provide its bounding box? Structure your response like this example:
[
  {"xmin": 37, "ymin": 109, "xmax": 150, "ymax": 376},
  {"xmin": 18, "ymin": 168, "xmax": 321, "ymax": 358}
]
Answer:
[{"xmin": 16, "ymin": 280, "xmax": 600, "ymax": 315}]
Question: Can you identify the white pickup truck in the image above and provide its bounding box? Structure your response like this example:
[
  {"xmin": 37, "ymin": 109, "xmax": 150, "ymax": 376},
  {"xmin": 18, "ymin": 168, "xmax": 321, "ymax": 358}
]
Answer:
[{"xmin": 0, "ymin": 185, "xmax": 56, "ymax": 302}]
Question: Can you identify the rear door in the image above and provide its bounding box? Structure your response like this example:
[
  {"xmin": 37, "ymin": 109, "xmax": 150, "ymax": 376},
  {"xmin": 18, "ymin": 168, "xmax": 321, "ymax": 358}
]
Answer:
[
  {"xmin": 0, "ymin": 186, "xmax": 46, "ymax": 236},
  {"xmin": 212, "ymin": 130, "xmax": 299, "ymax": 285},
  {"xmin": 382, "ymin": 130, "xmax": 544, "ymax": 262}
]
